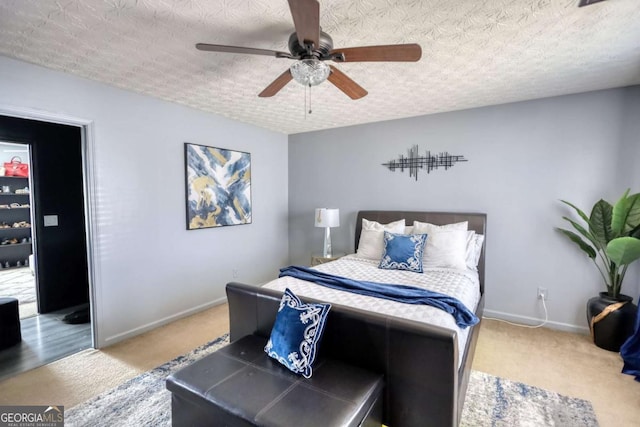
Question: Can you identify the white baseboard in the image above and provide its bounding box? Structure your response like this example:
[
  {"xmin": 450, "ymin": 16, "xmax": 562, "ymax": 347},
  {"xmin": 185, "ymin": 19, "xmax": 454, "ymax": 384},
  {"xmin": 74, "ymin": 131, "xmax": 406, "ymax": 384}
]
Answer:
[
  {"xmin": 482, "ymin": 309, "xmax": 589, "ymax": 335},
  {"xmin": 100, "ymin": 297, "xmax": 227, "ymax": 347}
]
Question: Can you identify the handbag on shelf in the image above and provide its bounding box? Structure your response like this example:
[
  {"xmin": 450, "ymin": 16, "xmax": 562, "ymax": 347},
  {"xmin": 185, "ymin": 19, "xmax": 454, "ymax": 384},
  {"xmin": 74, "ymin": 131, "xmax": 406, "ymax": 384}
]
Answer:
[{"xmin": 3, "ymin": 156, "xmax": 29, "ymax": 178}]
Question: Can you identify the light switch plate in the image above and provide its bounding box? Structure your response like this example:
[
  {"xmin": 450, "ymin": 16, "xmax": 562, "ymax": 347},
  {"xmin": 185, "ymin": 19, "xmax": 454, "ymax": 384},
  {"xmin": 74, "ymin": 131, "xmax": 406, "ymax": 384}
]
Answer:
[{"xmin": 43, "ymin": 215, "xmax": 58, "ymax": 227}]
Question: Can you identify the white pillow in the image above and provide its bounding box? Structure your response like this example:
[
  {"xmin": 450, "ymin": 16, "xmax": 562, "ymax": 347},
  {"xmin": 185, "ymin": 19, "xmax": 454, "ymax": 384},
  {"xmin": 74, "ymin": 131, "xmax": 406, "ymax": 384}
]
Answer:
[
  {"xmin": 412, "ymin": 221, "xmax": 468, "ymax": 269},
  {"xmin": 465, "ymin": 231, "xmax": 485, "ymax": 270},
  {"xmin": 356, "ymin": 219, "xmax": 406, "ymax": 260},
  {"xmin": 412, "ymin": 220, "xmax": 468, "ymax": 232}
]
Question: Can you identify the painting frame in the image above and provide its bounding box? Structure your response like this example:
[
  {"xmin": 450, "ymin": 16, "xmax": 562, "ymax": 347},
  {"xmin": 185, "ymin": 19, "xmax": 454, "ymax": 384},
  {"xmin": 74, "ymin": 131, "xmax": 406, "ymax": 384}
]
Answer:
[{"xmin": 184, "ymin": 142, "xmax": 252, "ymax": 230}]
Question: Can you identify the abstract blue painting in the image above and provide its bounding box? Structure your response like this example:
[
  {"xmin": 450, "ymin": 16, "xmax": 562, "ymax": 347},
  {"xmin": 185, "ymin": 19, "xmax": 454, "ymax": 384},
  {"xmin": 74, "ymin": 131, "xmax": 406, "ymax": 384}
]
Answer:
[{"xmin": 185, "ymin": 143, "xmax": 252, "ymax": 229}]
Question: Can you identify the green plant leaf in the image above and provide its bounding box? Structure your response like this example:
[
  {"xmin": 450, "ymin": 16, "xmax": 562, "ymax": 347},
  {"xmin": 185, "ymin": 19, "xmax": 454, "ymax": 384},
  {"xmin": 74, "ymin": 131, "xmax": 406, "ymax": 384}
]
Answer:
[
  {"xmin": 562, "ymin": 216, "xmax": 602, "ymax": 250},
  {"xmin": 612, "ymin": 191, "xmax": 640, "ymax": 235},
  {"xmin": 589, "ymin": 200, "xmax": 613, "ymax": 245},
  {"xmin": 557, "ymin": 228, "xmax": 597, "ymax": 259},
  {"xmin": 611, "ymin": 190, "xmax": 629, "ymax": 235},
  {"xmin": 560, "ymin": 200, "xmax": 590, "ymax": 223},
  {"xmin": 606, "ymin": 237, "xmax": 640, "ymax": 266}
]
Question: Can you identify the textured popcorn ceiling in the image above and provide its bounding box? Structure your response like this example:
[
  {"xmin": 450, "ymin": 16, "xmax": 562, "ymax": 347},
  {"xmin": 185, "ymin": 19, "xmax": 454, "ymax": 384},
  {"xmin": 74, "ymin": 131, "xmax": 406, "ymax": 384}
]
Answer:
[{"xmin": 0, "ymin": 0, "xmax": 639, "ymax": 135}]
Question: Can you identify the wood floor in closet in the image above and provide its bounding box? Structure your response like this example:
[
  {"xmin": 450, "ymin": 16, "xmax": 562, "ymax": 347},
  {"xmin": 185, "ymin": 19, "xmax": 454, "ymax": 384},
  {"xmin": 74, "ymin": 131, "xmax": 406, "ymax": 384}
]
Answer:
[{"xmin": 0, "ymin": 309, "xmax": 91, "ymax": 381}]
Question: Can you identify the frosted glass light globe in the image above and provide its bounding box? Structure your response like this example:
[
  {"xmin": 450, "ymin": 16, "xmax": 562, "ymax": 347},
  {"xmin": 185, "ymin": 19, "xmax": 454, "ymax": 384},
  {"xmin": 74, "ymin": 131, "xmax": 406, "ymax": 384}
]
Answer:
[{"xmin": 290, "ymin": 58, "xmax": 330, "ymax": 86}]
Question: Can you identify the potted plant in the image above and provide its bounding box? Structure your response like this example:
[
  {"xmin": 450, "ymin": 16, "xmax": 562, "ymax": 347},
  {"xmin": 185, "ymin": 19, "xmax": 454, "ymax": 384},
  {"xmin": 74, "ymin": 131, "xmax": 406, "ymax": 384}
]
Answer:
[{"xmin": 558, "ymin": 189, "xmax": 640, "ymax": 351}]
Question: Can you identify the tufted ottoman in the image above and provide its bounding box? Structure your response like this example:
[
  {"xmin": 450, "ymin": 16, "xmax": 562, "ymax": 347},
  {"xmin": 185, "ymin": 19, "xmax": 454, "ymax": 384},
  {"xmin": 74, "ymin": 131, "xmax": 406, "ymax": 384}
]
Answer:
[
  {"xmin": 166, "ymin": 334, "xmax": 383, "ymax": 427},
  {"xmin": 0, "ymin": 297, "xmax": 21, "ymax": 350}
]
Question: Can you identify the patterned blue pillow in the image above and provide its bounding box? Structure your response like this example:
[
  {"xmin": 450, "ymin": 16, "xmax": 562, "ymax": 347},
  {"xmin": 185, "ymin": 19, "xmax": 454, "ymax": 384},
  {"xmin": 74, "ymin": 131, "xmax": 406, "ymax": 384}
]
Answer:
[
  {"xmin": 265, "ymin": 288, "xmax": 331, "ymax": 378},
  {"xmin": 378, "ymin": 231, "xmax": 427, "ymax": 273}
]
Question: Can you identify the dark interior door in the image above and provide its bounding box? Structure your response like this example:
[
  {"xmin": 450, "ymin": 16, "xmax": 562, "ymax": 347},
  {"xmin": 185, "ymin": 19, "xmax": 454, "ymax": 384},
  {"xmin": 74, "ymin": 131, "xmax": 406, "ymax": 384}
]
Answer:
[{"xmin": 0, "ymin": 115, "xmax": 89, "ymax": 313}]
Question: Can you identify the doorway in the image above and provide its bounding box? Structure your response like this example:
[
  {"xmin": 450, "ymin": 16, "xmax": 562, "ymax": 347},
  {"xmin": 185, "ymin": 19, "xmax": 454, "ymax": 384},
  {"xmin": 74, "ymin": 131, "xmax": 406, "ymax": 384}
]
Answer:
[
  {"xmin": 0, "ymin": 142, "xmax": 35, "ymax": 320},
  {"xmin": 0, "ymin": 114, "xmax": 94, "ymax": 380}
]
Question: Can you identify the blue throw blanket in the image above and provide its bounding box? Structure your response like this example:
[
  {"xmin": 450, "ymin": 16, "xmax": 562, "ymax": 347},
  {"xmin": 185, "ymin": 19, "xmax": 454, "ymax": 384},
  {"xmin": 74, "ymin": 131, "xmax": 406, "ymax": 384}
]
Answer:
[
  {"xmin": 621, "ymin": 299, "xmax": 640, "ymax": 382},
  {"xmin": 278, "ymin": 265, "xmax": 479, "ymax": 328}
]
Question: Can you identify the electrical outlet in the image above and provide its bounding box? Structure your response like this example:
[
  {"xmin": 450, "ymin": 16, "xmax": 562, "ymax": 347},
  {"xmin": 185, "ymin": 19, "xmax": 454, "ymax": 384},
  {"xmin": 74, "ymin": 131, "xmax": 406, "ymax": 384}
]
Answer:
[
  {"xmin": 537, "ymin": 287, "xmax": 548, "ymax": 301},
  {"xmin": 232, "ymin": 269, "xmax": 239, "ymax": 279}
]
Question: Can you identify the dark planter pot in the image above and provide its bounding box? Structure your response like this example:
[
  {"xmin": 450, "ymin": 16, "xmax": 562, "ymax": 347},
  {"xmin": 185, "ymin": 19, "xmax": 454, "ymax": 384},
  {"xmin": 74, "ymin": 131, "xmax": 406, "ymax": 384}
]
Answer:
[{"xmin": 587, "ymin": 292, "xmax": 638, "ymax": 352}]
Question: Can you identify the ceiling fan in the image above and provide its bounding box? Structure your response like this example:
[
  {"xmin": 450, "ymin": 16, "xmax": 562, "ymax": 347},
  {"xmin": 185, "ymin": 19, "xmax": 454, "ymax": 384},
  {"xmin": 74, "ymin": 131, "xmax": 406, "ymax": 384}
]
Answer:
[{"xmin": 196, "ymin": 0, "xmax": 422, "ymax": 100}]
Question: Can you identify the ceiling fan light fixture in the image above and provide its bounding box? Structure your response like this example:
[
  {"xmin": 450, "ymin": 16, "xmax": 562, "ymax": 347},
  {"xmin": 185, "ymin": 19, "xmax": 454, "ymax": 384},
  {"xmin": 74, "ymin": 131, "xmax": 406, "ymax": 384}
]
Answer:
[{"xmin": 290, "ymin": 58, "xmax": 330, "ymax": 86}]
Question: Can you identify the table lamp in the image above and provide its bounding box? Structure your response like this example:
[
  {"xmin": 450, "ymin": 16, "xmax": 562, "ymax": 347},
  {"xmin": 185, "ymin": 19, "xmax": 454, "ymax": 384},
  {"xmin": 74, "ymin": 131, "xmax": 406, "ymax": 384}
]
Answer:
[{"xmin": 315, "ymin": 208, "xmax": 339, "ymax": 258}]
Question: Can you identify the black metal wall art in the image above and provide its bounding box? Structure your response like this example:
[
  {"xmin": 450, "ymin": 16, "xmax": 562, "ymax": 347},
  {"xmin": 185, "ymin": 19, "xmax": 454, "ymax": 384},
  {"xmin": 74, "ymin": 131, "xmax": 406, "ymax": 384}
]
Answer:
[{"xmin": 382, "ymin": 145, "xmax": 467, "ymax": 181}]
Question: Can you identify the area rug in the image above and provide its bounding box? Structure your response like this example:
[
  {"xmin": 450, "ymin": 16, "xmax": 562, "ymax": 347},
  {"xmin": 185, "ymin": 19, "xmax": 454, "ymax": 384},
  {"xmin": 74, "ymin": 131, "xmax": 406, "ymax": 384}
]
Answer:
[
  {"xmin": 0, "ymin": 266, "xmax": 35, "ymax": 304},
  {"xmin": 66, "ymin": 335, "xmax": 599, "ymax": 427}
]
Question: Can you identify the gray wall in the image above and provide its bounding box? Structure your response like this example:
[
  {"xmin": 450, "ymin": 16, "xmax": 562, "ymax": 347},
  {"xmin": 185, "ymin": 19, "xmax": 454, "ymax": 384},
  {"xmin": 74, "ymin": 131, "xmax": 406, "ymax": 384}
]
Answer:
[
  {"xmin": 619, "ymin": 86, "xmax": 640, "ymax": 293},
  {"xmin": 289, "ymin": 87, "xmax": 640, "ymax": 332},
  {"xmin": 0, "ymin": 56, "xmax": 289, "ymax": 346},
  {"xmin": 2, "ymin": 52, "xmax": 636, "ymax": 340},
  {"xmin": 619, "ymin": 85, "xmax": 640, "ymax": 189}
]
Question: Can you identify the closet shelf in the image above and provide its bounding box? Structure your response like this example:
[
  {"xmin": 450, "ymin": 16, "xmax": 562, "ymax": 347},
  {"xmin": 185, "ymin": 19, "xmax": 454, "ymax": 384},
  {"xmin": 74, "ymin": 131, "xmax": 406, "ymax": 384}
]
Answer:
[
  {"xmin": 0, "ymin": 242, "xmax": 31, "ymax": 248},
  {"xmin": 0, "ymin": 175, "xmax": 32, "ymax": 266}
]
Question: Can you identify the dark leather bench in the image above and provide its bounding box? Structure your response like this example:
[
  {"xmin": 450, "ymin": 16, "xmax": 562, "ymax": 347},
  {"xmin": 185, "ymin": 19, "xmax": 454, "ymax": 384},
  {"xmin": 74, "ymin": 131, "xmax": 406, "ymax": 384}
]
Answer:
[
  {"xmin": 166, "ymin": 334, "xmax": 383, "ymax": 427},
  {"xmin": 0, "ymin": 297, "xmax": 21, "ymax": 350}
]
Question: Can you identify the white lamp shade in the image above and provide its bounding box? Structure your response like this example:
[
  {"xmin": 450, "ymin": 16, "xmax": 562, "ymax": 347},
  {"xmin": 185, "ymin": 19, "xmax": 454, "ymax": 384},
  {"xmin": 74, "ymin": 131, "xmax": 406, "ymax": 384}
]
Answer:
[{"xmin": 315, "ymin": 208, "xmax": 340, "ymax": 228}]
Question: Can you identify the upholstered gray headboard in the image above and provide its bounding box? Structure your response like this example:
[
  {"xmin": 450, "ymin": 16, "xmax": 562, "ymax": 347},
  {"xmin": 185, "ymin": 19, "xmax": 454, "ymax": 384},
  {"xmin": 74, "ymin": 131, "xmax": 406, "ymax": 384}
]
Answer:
[{"xmin": 354, "ymin": 211, "xmax": 487, "ymax": 294}]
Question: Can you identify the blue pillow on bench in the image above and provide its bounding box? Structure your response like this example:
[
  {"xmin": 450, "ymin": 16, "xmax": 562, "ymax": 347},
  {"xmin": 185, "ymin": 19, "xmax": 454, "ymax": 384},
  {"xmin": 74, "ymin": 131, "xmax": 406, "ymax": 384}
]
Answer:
[{"xmin": 265, "ymin": 288, "xmax": 331, "ymax": 378}]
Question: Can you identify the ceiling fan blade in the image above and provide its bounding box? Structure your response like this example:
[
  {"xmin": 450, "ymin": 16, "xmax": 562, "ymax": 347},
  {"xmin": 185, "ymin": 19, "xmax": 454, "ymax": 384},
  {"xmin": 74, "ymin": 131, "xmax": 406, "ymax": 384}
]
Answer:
[
  {"xmin": 196, "ymin": 43, "xmax": 292, "ymax": 59},
  {"xmin": 330, "ymin": 44, "xmax": 422, "ymax": 62},
  {"xmin": 327, "ymin": 65, "xmax": 368, "ymax": 100},
  {"xmin": 258, "ymin": 69, "xmax": 293, "ymax": 97},
  {"xmin": 288, "ymin": 0, "xmax": 320, "ymax": 48}
]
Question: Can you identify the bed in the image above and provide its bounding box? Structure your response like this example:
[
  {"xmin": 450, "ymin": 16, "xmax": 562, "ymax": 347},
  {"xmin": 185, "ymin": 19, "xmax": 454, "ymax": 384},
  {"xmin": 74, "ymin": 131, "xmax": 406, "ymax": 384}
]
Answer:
[{"xmin": 226, "ymin": 211, "xmax": 486, "ymax": 427}]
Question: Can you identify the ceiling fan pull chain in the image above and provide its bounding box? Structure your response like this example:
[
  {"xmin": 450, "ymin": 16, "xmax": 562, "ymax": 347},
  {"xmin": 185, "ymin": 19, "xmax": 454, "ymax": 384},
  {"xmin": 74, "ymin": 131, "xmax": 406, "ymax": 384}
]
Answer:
[
  {"xmin": 308, "ymin": 83, "xmax": 312, "ymax": 114},
  {"xmin": 304, "ymin": 83, "xmax": 307, "ymax": 119}
]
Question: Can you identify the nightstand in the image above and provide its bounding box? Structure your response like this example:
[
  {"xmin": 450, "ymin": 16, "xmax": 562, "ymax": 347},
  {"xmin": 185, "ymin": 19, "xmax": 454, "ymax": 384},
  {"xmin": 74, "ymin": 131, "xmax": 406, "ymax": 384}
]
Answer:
[{"xmin": 311, "ymin": 254, "xmax": 344, "ymax": 266}]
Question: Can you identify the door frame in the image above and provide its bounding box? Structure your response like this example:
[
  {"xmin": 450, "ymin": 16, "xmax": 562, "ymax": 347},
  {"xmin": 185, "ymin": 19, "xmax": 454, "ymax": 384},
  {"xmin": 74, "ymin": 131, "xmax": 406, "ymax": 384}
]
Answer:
[{"xmin": 0, "ymin": 105, "xmax": 99, "ymax": 348}]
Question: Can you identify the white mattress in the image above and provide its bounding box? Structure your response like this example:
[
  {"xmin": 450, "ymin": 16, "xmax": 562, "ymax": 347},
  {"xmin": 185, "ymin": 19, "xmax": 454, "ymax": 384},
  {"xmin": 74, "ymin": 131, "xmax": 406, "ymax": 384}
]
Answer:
[{"xmin": 263, "ymin": 254, "xmax": 481, "ymax": 367}]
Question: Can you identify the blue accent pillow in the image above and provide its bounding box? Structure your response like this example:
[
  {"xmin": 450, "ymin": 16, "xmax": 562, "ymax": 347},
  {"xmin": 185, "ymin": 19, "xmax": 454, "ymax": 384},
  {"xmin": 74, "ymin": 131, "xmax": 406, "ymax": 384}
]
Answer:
[
  {"xmin": 265, "ymin": 288, "xmax": 331, "ymax": 378},
  {"xmin": 378, "ymin": 231, "xmax": 427, "ymax": 273}
]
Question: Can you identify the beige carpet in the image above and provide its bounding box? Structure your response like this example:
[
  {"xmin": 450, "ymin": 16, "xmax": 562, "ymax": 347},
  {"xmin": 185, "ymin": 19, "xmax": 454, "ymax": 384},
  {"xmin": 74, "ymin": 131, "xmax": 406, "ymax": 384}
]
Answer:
[
  {"xmin": 0, "ymin": 304, "xmax": 637, "ymax": 427},
  {"xmin": 473, "ymin": 319, "xmax": 639, "ymax": 427},
  {"xmin": 0, "ymin": 304, "xmax": 229, "ymax": 408}
]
